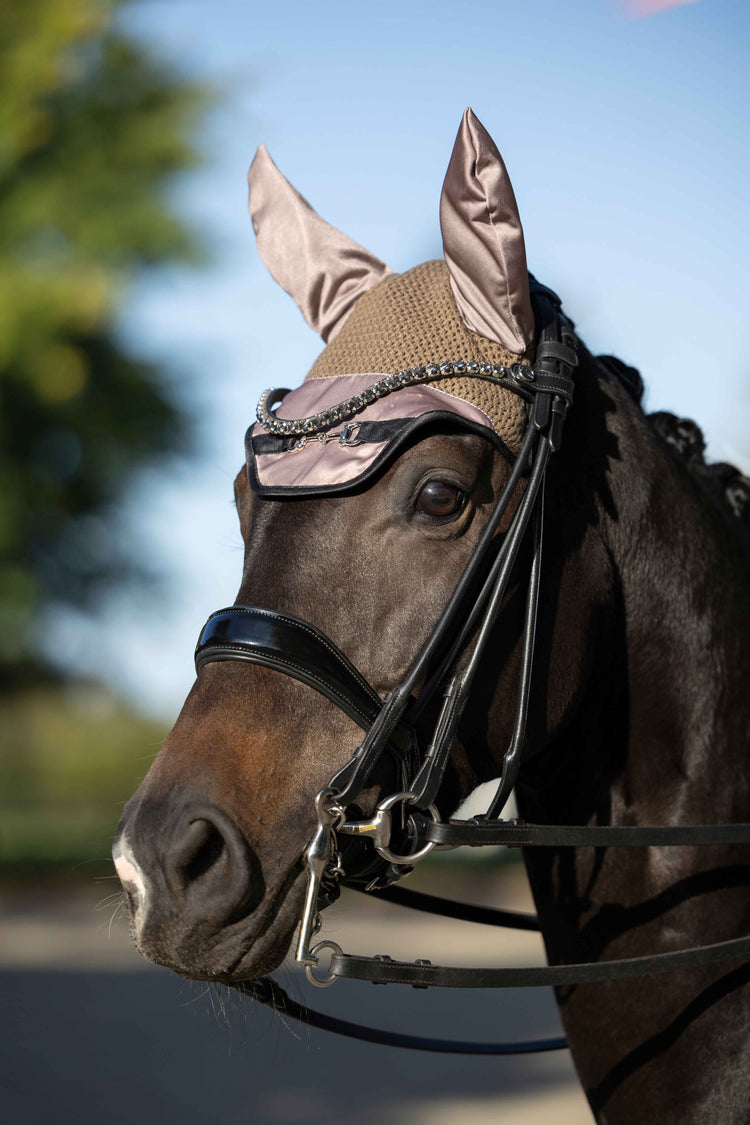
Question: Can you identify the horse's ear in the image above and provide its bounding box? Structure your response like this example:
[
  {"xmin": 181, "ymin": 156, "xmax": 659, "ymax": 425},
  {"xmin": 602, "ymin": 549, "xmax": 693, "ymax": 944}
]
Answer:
[
  {"xmin": 440, "ymin": 109, "xmax": 534, "ymax": 354},
  {"xmin": 248, "ymin": 145, "xmax": 392, "ymax": 342}
]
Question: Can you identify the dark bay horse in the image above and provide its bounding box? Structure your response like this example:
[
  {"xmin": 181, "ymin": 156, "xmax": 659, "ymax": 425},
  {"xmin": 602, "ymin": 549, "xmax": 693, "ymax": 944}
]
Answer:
[{"xmin": 113, "ymin": 109, "xmax": 750, "ymax": 1122}]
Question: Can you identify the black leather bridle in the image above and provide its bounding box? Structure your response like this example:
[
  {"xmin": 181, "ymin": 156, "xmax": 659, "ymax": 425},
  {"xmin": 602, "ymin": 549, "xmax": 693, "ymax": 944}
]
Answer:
[{"xmin": 195, "ymin": 282, "xmax": 750, "ymax": 1055}]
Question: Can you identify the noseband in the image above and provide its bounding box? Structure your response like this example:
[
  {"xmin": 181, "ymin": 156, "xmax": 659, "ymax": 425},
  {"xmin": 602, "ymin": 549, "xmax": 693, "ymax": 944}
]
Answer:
[{"xmin": 195, "ymin": 282, "xmax": 750, "ymax": 1055}]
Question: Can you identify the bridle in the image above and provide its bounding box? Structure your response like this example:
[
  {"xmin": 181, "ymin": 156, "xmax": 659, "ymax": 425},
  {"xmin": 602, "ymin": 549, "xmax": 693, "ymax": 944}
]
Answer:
[{"xmin": 194, "ymin": 281, "xmax": 750, "ymax": 1054}]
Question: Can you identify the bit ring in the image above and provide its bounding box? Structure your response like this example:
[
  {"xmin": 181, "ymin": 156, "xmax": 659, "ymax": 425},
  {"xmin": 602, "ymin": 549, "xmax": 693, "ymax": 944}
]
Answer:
[
  {"xmin": 304, "ymin": 940, "xmax": 343, "ymax": 988},
  {"xmin": 374, "ymin": 792, "xmax": 441, "ymax": 866}
]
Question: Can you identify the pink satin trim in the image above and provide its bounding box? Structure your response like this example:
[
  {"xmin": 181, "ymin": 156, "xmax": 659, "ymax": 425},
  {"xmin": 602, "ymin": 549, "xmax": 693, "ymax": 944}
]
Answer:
[
  {"xmin": 253, "ymin": 374, "xmax": 496, "ymax": 489},
  {"xmin": 248, "ymin": 146, "xmax": 392, "ymax": 343},
  {"xmin": 440, "ymin": 109, "xmax": 534, "ymax": 355}
]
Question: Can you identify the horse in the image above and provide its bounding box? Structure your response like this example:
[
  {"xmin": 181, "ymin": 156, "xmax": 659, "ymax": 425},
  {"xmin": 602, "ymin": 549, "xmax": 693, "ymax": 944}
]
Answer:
[{"xmin": 112, "ymin": 109, "xmax": 750, "ymax": 1122}]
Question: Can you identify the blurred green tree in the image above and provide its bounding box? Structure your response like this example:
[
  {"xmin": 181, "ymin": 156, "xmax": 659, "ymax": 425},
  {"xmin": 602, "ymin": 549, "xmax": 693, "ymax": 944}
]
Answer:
[{"xmin": 0, "ymin": 0, "xmax": 208, "ymax": 690}]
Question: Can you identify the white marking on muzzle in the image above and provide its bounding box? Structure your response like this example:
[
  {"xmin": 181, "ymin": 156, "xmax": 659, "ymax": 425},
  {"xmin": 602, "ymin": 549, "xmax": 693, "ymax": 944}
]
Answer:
[{"xmin": 113, "ymin": 838, "xmax": 148, "ymax": 937}]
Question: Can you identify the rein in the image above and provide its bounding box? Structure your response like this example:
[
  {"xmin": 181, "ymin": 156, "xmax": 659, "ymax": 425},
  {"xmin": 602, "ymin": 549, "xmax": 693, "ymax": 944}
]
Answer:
[{"xmin": 196, "ymin": 283, "xmax": 750, "ymax": 1054}]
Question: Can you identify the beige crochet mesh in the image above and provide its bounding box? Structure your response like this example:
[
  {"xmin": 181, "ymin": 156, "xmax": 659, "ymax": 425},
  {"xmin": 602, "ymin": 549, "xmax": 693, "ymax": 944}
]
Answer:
[{"xmin": 306, "ymin": 260, "xmax": 529, "ymax": 451}]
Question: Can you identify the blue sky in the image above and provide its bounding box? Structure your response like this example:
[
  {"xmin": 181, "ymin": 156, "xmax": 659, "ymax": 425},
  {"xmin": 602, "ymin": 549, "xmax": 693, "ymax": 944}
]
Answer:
[{"xmin": 43, "ymin": 0, "xmax": 750, "ymax": 716}]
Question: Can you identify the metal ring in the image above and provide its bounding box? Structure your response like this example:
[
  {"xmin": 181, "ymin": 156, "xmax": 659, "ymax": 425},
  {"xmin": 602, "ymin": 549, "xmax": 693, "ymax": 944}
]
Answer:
[
  {"xmin": 374, "ymin": 792, "xmax": 441, "ymax": 866},
  {"xmin": 304, "ymin": 940, "xmax": 343, "ymax": 988},
  {"xmin": 314, "ymin": 788, "xmax": 346, "ymax": 829}
]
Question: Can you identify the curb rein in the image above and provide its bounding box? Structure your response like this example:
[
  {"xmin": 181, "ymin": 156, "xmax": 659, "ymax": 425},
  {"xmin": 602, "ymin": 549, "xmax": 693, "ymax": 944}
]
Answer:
[{"xmin": 195, "ymin": 286, "xmax": 750, "ymax": 1055}]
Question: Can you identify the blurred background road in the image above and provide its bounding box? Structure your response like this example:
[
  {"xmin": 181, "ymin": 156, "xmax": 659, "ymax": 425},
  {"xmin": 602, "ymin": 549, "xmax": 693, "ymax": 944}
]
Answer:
[
  {"xmin": 1, "ymin": 868, "xmax": 592, "ymax": 1125},
  {"xmin": 0, "ymin": 1, "xmax": 746, "ymax": 1122}
]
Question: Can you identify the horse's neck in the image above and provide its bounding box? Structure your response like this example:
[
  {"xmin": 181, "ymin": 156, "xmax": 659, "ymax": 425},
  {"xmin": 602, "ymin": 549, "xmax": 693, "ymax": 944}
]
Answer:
[
  {"xmin": 517, "ymin": 363, "xmax": 750, "ymax": 1122},
  {"xmin": 611, "ymin": 436, "xmax": 747, "ymax": 831},
  {"xmin": 524, "ymin": 364, "xmax": 750, "ymax": 829}
]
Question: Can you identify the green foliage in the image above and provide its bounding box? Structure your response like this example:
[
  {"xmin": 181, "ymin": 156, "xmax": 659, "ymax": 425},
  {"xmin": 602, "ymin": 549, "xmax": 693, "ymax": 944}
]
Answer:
[
  {"xmin": 0, "ymin": 0, "xmax": 209, "ymax": 682},
  {"xmin": 0, "ymin": 683, "xmax": 167, "ymax": 868}
]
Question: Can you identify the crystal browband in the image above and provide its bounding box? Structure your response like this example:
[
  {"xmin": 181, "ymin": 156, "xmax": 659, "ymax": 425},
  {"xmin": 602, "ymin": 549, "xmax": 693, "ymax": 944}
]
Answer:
[{"xmin": 255, "ymin": 359, "xmax": 541, "ymax": 437}]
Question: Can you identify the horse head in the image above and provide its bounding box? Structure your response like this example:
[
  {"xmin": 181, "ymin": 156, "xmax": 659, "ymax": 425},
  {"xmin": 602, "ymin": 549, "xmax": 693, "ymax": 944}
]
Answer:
[{"xmin": 113, "ymin": 108, "xmax": 585, "ymax": 979}]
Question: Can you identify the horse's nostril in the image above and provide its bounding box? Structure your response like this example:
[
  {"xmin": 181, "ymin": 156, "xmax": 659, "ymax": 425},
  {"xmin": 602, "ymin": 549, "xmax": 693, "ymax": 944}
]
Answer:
[
  {"xmin": 116, "ymin": 799, "xmax": 266, "ymax": 949},
  {"xmin": 174, "ymin": 818, "xmax": 227, "ymax": 887}
]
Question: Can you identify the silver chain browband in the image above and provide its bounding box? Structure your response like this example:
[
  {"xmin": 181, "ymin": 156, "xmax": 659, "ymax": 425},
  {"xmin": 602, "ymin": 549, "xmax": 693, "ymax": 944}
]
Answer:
[{"xmin": 255, "ymin": 359, "xmax": 539, "ymax": 436}]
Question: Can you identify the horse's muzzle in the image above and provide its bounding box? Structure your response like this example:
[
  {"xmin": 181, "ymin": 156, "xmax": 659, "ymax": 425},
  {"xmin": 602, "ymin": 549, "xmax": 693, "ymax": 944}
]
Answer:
[{"xmin": 113, "ymin": 793, "xmax": 268, "ymax": 976}]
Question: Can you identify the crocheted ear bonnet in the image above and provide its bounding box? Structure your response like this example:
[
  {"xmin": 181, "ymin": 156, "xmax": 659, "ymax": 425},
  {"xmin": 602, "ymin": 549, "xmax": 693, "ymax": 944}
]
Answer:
[
  {"xmin": 247, "ymin": 109, "xmax": 537, "ymax": 494},
  {"xmin": 306, "ymin": 259, "xmax": 527, "ymax": 450}
]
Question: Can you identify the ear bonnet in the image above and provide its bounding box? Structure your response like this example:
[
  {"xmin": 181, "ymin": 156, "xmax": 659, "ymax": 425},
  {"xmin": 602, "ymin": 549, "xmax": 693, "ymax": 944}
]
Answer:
[{"xmin": 247, "ymin": 109, "xmax": 550, "ymax": 497}]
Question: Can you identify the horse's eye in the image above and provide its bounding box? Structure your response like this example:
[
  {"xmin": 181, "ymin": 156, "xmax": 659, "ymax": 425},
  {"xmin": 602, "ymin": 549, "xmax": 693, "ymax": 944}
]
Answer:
[{"xmin": 415, "ymin": 480, "xmax": 465, "ymax": 518}]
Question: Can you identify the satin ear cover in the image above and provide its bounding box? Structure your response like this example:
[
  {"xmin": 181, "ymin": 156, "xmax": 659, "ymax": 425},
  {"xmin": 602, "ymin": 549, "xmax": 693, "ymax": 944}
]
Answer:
[
  {"xmin": 249, "ymin": 112, "xmax": 533, "ymax": 355},
  {"xmin": 248, "ymin": 145, "xmax": 392, "ymax": 342},
  {"xmin": 440, "ymin": 108, "xmax": 534, "ymax": 355}
]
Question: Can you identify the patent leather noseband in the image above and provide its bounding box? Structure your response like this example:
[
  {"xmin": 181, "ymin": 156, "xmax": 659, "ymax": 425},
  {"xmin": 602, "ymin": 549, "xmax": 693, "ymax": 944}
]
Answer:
[{"xmin": 196, "ymin": 606, "xmax": 392, "ymax": 735}]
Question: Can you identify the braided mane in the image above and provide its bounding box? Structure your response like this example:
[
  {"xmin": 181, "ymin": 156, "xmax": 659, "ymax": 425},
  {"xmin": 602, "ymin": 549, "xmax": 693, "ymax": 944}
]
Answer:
[
  {"xmin": 647, "ymin": 411, "xmax": 750, "ymax": 533},
  {"xmin": 597, "ymin": 353, "xmax": 750, "ymax": 538}
]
